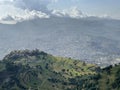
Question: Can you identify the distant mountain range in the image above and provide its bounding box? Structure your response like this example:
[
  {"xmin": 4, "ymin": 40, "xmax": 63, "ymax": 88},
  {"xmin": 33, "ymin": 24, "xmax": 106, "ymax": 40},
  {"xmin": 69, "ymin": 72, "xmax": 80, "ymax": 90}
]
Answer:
[
  {"xmin": 0, "ymin": 49, "xmax": 120, "ymax": 90},
  {"xmin": 0, "ymin": 17, "xmax": 120, "ymax": 66}
]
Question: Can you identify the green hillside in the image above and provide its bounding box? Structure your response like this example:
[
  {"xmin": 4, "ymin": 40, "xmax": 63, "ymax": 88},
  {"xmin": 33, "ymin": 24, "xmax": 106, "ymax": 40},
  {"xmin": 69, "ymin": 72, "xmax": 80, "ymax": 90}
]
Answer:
[{"xmin": 0, "ymin": 49, "xmax": 120, "ymax": 90}]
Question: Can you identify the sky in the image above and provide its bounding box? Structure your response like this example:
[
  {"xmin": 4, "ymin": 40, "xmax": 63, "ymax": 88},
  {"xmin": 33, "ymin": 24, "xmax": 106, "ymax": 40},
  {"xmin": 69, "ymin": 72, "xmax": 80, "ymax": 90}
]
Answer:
[
  {"xmin": 0, "ymin": 0, "xmax": 120, "ymax": 65},
  {"xmin": 49, "ymin": 0, "xmax": 120, "ymax": 18},
  {"xmin": 0, "ymin": 0, "xmax": 120, "ymax": 24}
]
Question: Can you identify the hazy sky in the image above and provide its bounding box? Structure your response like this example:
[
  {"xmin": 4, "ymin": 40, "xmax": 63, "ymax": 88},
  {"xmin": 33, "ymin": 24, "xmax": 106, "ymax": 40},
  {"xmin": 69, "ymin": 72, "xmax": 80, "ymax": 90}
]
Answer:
[
  {"xmin": 0, "ymin": 0, "xmax": 120, "ymax": 24},
  {"xmin": 49, "ymin": 0, "xmax": 120, "ymax": 18}
]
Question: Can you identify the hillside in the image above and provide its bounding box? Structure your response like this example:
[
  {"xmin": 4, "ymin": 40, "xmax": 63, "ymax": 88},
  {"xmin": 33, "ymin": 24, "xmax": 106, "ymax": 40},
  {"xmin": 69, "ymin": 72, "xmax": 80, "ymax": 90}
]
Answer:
[{"xmin": 0, "ymin": 49, "xmax": 120, "ymax": 90}]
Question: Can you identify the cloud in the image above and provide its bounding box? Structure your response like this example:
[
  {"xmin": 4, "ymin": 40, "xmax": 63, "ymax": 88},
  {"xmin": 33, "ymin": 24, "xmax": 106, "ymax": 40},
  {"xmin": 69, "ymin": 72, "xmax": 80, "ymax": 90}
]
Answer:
[
  {"xmin": 0, "ymin": 0, "xmax": 57, "ymax": 11},
  {"xmin": 0, "ymin": 0, "xmax": 50, "ymax": 24},
  {"xmin": 0, "ymin": 15, "xmax": 17, "ymax": 24},
  {"xmin": 13, "ymin": 0, "xmax": 48, "ymax": 12},
  {"xmin": 51, "ymin": 7, "xmax": 112, "ymax": 20},
  {"xmin": 0, "ymin": 0, "xmax": 113, "ymax": 24},
  {"xmin": 0, "ymin": 7, "xmax": 49, "ymax": 23},
  {"xmin": 52, "ymin": 7, "xmax": 87, "ymax": 18}
]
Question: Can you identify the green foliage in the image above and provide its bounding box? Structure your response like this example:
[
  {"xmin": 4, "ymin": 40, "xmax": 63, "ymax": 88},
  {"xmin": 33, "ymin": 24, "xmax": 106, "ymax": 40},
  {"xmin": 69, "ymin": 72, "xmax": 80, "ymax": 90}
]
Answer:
[{"xmin": 0, "ymin": 50, "xmax": 120, "ymax": 90}]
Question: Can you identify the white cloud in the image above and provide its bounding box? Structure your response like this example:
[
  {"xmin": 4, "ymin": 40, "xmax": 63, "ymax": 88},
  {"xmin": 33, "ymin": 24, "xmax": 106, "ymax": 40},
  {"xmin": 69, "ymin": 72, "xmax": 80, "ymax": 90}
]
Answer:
[
  {"xmin": 68, "ymin": 7, "xmax": 86, "ymax": 18},
  {"xmin": 0, "ymin": 20, "xmax": 17, "ymax": 24},
  {"xmin": 52, "ymin": 7, "xmax": 87, "ymax": 18},
  {"xmin": 12, "ymin": 9, "xmax": 50, "ymax": 21},
  {"xmin": 0, "ymin": 0, "xmax": 113, "ymax": 24},
  {"xmin": 0, "ymin": 1, "xmax": 50, "ymax": 24},
  {"xmin": 51, "ymin": 7, "xmax": 112, "ymax": 19},
  {"xmin": 52, "ymin": 10, "xmax": 67, "ymax": 17}
]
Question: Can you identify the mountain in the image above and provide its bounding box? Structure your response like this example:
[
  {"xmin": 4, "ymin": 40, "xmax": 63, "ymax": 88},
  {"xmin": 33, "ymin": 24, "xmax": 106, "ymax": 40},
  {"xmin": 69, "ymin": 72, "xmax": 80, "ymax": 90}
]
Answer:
[
  {"xmin": 0, "ymin": 17, "xmax": 120, "ymax": 66},
  {"xmin": 0, "ymin": 49, "xmax": 120, "ymax": 90}
]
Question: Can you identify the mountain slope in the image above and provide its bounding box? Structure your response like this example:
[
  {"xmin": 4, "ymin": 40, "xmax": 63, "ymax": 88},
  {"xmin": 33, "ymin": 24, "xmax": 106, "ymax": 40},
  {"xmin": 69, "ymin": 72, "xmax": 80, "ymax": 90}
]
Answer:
[{"xmin": 0, "ymin": 49, "xmax": 120, "ymax": 90}]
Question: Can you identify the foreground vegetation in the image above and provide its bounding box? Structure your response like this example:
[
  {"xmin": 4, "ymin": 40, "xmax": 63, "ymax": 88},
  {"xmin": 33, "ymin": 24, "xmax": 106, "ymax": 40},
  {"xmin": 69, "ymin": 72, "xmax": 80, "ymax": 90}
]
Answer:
[{"xmin": 0, "ymin": 49, "xmax": 120, "ymax": 90}]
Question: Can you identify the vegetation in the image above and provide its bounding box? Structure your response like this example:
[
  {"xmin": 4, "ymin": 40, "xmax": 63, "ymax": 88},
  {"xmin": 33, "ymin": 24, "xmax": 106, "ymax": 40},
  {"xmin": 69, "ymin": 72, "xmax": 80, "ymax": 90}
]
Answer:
[{"xmin": 0, "ymin": 49, "xmax": 120, "ymax": 90}]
